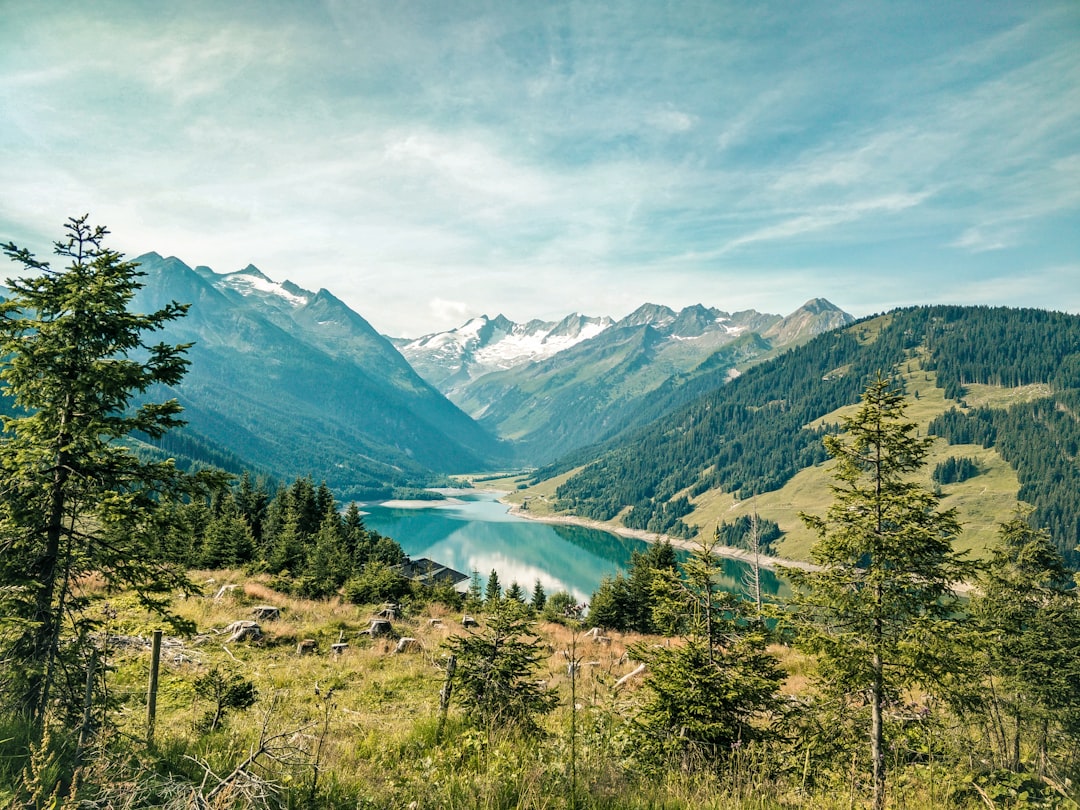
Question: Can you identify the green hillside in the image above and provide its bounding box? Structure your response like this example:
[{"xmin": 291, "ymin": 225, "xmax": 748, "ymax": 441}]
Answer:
[{"xmin": 531, "ymin": 306, "xmax": 1080, "ymax": 567}]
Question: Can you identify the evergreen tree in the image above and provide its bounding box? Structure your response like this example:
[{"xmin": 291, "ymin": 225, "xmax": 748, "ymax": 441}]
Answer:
[
  {"xmin": 530, "ymin": 579, "xmax": 547, "ymax": 612},
  {"xmin": 443, "ymin": 601, "xmax": 557, "ymax": 735},
  {"xmin": 787, "ymin": 374, "xmax": 971, "ymax": 810},
  {"xmin": 484, "ymin": 569, "xmax": 502, "ymax": 605},
  {"xmin": 505, "ymin": 581, "xmax": 526, "ymax": 604},
  {"xmin": 465, "ymin": 569, "xmax": 484, "ymax": 611},
  {"xmin": 198, "ymin": 495, "xmax": 255, "ymax": 569},
  {"xmin": 0, "ymin": 217, "xmax": 214, "ymax": 725},
  {"xmin": 633, "ymin": 533, "xmax": 781, "ymax": 769},
  {"xmin": 971, "ymin": 508, "xmax": 1080, "ymax": 772},
  {"xmin": 341, "ymin": 502, "xmax": 368, "ymax": 564},
  {"xmin": 299, "ymin": 510, "xmax": 351, "ymax": 598}
]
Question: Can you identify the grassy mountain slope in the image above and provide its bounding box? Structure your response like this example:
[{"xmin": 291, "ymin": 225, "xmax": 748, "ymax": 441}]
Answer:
[{"xmin": 527, "ymin": 306, "xmax": 1080, "ymax": 566}]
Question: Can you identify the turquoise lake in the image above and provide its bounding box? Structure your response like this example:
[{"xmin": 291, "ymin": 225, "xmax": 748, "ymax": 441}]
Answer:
[{"xmin": 360, "ymin": 490, "xmax": 787, "ymax": 604}]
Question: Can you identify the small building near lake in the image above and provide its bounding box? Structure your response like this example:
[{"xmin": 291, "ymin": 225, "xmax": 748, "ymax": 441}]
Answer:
[{"xmin": 394, "ymin": 558, "xmax": 470, "ymax": 591}]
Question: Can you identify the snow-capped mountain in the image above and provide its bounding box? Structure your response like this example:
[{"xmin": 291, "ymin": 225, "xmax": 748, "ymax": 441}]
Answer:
[
  {"xmin": 130, "ymin": 253, "xmax": 509, "ymax": 494},
  {"xmin": 397, "ymin": 312, "xmax": 614, "ymax": 391}
]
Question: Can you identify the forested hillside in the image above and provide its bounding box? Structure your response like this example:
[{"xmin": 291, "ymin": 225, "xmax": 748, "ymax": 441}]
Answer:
[{"xmin": 543, "ymin": 306, "xmax": 1080, "ymax": 566}]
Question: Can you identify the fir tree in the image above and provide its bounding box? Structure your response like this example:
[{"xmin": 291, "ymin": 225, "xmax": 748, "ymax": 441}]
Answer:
[
  {"xmin": 787, "ymin": 374, "xmax": 971, "ymax": 810},
  {"xmin": 530, "ymin": 579, "xmax": 547, "ymax": 612},
  {"xmin": 0, "ymin": 217, "xmax": 215, "ymax": 725},
  {"xmin": 443, "ymin": 601, "xmax": 557, "ymax": 735},
  {"xmin": 484, "ymin": 569, "xmax": 502, "ymax": 605}
]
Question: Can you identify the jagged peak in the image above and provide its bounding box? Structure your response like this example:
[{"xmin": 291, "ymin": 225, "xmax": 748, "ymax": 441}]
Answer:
[{"xmin": 620, "ymin": 303, "xmax": 678, "ymax": 328}]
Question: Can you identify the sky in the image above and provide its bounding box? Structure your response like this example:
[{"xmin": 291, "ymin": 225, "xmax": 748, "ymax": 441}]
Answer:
[{"xmin": 2, "ymin": 1, "xmax": 1078, "ymax": 338}]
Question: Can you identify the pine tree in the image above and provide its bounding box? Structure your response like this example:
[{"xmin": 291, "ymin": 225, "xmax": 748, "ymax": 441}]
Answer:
[
  {"xmin": 972, "ymin": 508, "xmax": 1080, "ymax": 771},
  {"xmin": 0, "ymin": 217, "xmax": 215, "ymax": 725},
  {"xmin": 443, "ymin": 601, "xmax": 557, "ymax": 735},
  {"xmin": 787, "ymin": 374, "xmax": 971, "ymax": 810},
  {"xmin": 484, "ymin": 569, "xmax": 502, "ymax": 605}
]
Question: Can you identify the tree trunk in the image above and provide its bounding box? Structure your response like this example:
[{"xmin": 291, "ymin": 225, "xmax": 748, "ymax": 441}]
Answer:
[
  {"xmin": 871, "ymin": 654, "xmax": 885, "ymax": 810},
  {"xmin": 30, "ymin": 417, "xmax": 72, "ymax": 723}
]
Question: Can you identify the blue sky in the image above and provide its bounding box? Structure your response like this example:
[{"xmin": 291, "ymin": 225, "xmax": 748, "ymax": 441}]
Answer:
[{"xmin": 2, "ymin": 1, "xmax": 1077, "ymax": 337}]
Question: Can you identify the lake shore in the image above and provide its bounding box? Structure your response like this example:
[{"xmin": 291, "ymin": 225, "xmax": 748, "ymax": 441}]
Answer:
[{"xmin": 501, "ymin": 496, "xmax": 819, "ymax": 573}]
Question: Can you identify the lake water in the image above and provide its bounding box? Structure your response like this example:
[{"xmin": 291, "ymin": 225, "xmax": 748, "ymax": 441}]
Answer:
[{"xmin": 360, "ymin": 490, "xmax": 786, "ymax": 604}]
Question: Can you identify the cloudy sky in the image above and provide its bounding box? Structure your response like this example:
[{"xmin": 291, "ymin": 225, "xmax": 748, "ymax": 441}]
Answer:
[{"xmin": 2, "ymin": 1, "xmax": 1078, "ymax": 337}]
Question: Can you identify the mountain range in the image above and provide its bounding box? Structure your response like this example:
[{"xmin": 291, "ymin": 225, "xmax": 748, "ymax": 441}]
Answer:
[
  {"xmin": 122, "ymin": 253, "xmax": 854, "ymax": 481},
  {"xmin": 5, "ymin": 249, "xmax": 1079, "ymax": 566},
  {"xmin": 400, "ymin": 300, "xmax": 853, "ymax": 463}
]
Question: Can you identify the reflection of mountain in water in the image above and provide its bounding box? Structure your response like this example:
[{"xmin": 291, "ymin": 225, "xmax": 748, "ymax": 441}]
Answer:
[
  {"xmin": 548, "ymin": 524, "xmax": 786, "ymax": 598},
  {"xmin": 361, "ymin": 494, "xmax": 789, "ymax": 604}
]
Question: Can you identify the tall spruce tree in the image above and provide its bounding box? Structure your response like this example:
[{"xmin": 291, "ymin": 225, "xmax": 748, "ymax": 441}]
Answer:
[
  {"xmin": 0, "ymin": 217, "xmax": 211, "ymax": 725},
  {"xmin": 787, "ymin": 374, "xmax": 970, "ymax": 810}
]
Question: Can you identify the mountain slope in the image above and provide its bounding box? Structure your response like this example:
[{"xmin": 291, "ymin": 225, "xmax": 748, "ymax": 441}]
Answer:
[
  {"xmin": 530, "ymin": 306, "xmax": 1080, "ymax": 567},
  {"xmin": 131, "ymin": 253, "xmax": 507, "ymax": 495},
  {"xmin": 397, "ymin": 312, "xmax": 614, "ymax": 392},
  {"xmin": 448, "ymin": 300, "xmax": 853, "ymax": 464}
]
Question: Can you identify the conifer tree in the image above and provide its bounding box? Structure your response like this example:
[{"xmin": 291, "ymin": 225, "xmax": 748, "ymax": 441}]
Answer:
[
  {"xmin": 787, "ymin": 374, "xmax": 970, "ymax": 810},
  {"xmin": 0, "ymin": 217, "xmax": 214, "ymax": 725},
  {"xmin": 443, "ymin": 600, "xmax": 557, "ymax": 735},
  {"xmin": 634, "ymin": 533, "xmax": 781, "ymax": 769},
  {"xmin": 484, "ymin": 569, "xmax": 502, "ymax": 605},
  {"xmin": 530, "ymin": 579, "xmax": 547, "ymax": 612},
  {"xmin": 505, "ymin": 581, "xmax": 526, "ymax": 604},
  {"xmin": 971, "ymin": 508, "xmax": 1080, "ymax": 771}
]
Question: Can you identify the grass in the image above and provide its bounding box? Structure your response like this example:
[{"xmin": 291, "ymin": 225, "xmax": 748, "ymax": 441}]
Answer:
[{"xmin": 4, "ymin": 573, "xmax": 1034, "ymax": 809}]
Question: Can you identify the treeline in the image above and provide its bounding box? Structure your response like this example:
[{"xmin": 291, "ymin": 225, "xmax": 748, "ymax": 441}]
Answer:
[{"xmin": 154, "ymin": 474, "xmax": 428, "ymax": 603}]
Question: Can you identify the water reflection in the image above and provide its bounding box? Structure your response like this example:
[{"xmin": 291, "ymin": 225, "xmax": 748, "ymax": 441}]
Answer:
[{"xmin": 361, "ymin": 491, "xmax": 787, "ymax": 604}]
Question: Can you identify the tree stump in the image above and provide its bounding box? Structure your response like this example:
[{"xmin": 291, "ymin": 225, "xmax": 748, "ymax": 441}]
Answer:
[
  {"xmin": 367, "ymin": 619, "xmax": 393, "ymax": 637},
  {"xmin": 296, "ymin": 638, "xmax": 318, "ymax": 655},
  {"xmin": 251, "ymin": 605, "xmax": 281, "ymax": 622},
  {"xmin": 224, "ymin": 621, "xmax": 261, "ymax": 643},
  {"xmin": 394, "ymin": 637, "xmax": 422, "ymax": 654}
]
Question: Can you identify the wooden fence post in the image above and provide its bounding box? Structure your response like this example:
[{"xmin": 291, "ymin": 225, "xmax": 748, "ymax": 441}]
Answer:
[{"xmin": 147, "ymin": 629, "xmax": 162, "ymax": 747}]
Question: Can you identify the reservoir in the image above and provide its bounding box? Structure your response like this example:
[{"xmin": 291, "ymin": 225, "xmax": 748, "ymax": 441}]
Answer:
[{"xmin": 360, "ymin": 490, "xmax": 786, "ymax": 604}]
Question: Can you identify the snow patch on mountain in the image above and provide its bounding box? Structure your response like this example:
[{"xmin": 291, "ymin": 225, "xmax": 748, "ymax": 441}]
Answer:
[{"xmin": 217, "ymin": 265, "xmax": 313, "ymax": 308}]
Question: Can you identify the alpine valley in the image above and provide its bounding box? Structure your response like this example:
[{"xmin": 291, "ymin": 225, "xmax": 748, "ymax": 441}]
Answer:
[{"xmin": 123, "ymin": 253, "xmax": 1080, "ymax": 565}]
